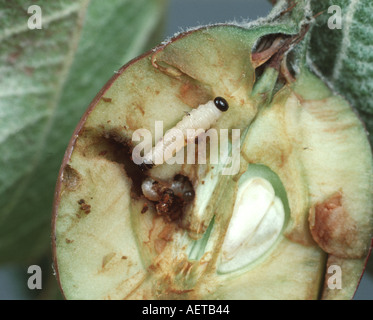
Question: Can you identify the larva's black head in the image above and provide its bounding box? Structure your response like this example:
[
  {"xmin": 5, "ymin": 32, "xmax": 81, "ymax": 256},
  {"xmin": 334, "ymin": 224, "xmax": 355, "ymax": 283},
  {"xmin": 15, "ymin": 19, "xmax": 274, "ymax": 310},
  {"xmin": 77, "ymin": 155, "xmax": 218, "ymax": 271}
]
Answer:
[{"xmin": 214, "ymin": 97, "xmax": 229, "ymax": 112}]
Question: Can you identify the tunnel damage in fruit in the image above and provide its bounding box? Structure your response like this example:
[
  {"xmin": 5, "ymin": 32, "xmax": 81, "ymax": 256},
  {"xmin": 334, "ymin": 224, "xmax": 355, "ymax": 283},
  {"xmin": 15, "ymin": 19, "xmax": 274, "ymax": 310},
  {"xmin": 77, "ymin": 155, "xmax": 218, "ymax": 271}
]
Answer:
[
  {"xmin": 93, "ymin": 130, "xmax": 196, "ymax": 223},
  {"xmin": 141, "ymin": 175, "xmax": 195, "ymax": 222}
]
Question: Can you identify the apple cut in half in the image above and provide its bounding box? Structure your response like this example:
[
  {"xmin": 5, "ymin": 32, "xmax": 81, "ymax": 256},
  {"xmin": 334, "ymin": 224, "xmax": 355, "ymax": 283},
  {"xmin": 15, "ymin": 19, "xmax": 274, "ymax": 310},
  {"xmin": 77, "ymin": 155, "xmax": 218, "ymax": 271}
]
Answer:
[{"xmin": 52, "ymin": 24, "xmax": 373, "ymax": 300}]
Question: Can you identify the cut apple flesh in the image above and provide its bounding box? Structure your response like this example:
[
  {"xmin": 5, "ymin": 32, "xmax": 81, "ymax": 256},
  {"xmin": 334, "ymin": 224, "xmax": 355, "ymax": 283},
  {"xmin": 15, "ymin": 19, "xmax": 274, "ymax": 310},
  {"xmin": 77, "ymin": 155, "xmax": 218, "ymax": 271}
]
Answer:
[{"xmin": 53, "ymin": 25, "xmax": 373, "ymax": 300}]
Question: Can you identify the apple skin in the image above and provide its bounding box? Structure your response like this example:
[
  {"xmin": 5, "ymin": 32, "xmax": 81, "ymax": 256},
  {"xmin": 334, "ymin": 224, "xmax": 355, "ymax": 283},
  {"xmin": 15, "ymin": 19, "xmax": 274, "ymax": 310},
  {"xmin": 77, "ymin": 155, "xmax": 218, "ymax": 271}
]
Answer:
[{"xmin": 51, "ymin": 24, "xmax": 373, "ymax": 300}]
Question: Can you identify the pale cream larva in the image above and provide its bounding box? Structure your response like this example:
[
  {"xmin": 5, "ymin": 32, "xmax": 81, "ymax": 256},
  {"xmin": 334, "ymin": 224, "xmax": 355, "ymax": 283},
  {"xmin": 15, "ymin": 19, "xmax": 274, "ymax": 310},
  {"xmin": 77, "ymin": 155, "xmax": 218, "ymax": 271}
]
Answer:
[
  {"xmin": 140, "ymin": 97, "xmax": 229, "ymax": 170},
  {"xmin": 141, "ymin": 175, "xmax": 194, "ymax": 202}
]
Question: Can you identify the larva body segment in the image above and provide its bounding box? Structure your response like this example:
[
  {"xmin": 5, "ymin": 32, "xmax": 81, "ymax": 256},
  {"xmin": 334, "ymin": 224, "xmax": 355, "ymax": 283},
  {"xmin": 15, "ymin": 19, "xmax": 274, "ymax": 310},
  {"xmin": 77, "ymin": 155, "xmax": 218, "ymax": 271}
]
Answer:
[
  {"xmin": 176, "ymin": 100, "xmax": 222, "ymax": 133},
  {"xmin": 141, "ymin": 178, "xmax": 161, "ymax": 201},
  {"xmin": 142, "ymin": 98, "xmax": 229, "ymax": 168}
]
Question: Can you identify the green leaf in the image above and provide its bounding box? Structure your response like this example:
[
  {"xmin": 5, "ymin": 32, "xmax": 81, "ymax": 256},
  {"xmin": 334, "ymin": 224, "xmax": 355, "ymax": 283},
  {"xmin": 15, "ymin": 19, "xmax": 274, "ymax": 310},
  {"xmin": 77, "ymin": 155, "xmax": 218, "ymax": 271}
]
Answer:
[
  {"xmin": 308, "ymin": 0, "xmax": 373, "ymax": 142},
  {"xmin": 0, "ymin": 0, "xmax": 167, "ymax": 263}
]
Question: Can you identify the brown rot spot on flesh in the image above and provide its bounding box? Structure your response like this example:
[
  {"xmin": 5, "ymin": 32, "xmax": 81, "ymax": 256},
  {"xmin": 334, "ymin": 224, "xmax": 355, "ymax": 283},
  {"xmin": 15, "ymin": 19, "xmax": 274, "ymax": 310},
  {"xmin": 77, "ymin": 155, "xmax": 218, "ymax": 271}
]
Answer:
[
  {"xmin": 65, "ymin": 238, "xmax": 74, "ymax": 244},
  {"xmin": 308, "ymin": 192, "xmax": 363, "ymax": 259},
  {"xmin": 102, "ymin": 97, "xmax": 112, "ymax": 103},
  {"xmin": 62, "ymin": 165, "xmax": 81, "ymax": 191},
  {"xmin": 78, "ymin": 199, "xmax": 91, "ymax": 215},
  {"xmin": 178, "ymin": 81, "xmax": 212, "ymax": 108}
]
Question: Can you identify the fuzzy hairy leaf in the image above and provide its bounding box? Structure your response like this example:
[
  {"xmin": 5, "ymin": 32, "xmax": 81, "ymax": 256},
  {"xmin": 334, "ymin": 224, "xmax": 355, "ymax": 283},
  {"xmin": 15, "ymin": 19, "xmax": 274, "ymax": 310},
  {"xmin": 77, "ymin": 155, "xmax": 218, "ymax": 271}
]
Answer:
[
  {"xmin": 308, "ymin": 0, "xmax": 373, "ymax": 142},
  {"xmin": 0, "ymin": 0, "xmax": 167, "ymax": 263}
]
